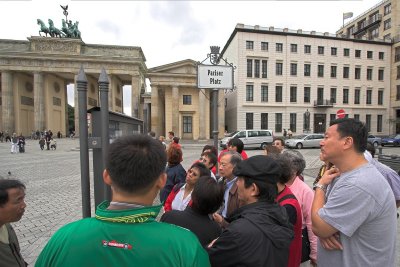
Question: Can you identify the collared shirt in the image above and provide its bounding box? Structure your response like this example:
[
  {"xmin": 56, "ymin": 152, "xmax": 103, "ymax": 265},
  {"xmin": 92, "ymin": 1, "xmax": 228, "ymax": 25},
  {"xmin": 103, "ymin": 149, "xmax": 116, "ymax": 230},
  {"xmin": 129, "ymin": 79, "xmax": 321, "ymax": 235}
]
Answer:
[
  {"xmin": 222, "ymin": 177, "xmax": 237, "ymax": 218},
  {"xmin": 171, "ymin": 184, "xmax": 192, "ymax": 211}
]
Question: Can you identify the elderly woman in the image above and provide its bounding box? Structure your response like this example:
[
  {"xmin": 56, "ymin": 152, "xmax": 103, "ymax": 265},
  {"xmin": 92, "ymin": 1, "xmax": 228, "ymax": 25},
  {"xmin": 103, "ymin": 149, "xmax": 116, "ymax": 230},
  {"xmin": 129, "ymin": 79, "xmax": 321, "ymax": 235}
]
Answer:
[
  {"xmin": 159, "ymin": 145, "xmax": 186, "ymax": 203},
  {"xmin": 281, "ymin": 150, "xmax": 317, "ymax": 267}
]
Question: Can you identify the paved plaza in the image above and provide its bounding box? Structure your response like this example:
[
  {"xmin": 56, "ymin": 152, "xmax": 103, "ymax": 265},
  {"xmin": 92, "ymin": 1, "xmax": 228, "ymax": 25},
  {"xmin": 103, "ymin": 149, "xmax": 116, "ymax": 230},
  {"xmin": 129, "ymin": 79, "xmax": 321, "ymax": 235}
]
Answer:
[{"xmin": 0, "ymin": 138, "xmax": 399, "ymax": 265}]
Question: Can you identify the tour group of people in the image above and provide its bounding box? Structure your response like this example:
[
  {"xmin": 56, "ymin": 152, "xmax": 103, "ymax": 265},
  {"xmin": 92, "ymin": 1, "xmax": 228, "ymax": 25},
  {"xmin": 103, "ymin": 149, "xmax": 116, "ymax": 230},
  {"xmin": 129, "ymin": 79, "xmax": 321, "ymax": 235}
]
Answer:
[{"xmin": 1, "ymin": 118, "xmax": 399, "ymax": 266}]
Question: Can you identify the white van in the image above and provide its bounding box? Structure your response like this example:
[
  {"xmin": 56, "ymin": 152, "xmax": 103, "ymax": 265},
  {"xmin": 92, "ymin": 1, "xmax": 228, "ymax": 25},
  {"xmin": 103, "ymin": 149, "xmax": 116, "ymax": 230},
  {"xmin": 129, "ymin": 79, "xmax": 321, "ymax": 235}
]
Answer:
[{"xmin": 220, "ymin": 130, "xmax": 274, "ymax": 150}]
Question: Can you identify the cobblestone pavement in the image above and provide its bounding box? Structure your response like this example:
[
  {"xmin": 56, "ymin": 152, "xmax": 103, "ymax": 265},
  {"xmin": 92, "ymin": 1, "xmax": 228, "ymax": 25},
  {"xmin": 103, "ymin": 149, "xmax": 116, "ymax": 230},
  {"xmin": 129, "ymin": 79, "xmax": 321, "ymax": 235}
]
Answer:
[{"xmin": 0, "ymin": 138, "xmax": 399, "ymax": 265}]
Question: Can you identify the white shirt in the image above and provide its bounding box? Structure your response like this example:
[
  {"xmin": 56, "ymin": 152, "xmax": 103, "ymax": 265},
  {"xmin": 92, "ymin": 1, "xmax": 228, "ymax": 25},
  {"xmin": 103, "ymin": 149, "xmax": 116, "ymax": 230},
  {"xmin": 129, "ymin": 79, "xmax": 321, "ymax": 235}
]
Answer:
[{"xmin": 171, "ymin": 184, "xmax": 192, "ymax": 211}]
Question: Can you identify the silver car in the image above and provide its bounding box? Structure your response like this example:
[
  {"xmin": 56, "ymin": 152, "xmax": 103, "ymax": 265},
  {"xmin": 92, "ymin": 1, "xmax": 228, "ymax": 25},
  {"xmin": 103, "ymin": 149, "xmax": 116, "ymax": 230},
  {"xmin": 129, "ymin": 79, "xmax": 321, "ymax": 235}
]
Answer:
[{"xmin": 285, "ymin": 134, "xmax": 324, "ymax": 149}]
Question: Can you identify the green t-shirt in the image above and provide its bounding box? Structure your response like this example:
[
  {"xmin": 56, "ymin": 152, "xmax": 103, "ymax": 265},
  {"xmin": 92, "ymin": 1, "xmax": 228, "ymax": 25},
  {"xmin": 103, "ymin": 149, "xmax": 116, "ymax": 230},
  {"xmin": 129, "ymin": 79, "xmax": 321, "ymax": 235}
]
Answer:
[{"xmin": 35, "ymin": 201, "xmax": 210, "ymax": 267}]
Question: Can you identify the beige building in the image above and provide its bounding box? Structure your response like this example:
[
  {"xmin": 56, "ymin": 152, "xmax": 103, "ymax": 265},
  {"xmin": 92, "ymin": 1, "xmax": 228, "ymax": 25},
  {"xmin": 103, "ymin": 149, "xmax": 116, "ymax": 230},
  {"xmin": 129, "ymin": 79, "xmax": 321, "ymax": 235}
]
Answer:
[
  {"xmin": 338, "ymin": 0, "xmax": 400, "ymax": 133},
  {"xmin": 0, "ymin": 37, "xmax": 146, "ymax": 136},
  {"xmin": 221, "ymin": 23, "xmax": 392, "ymax": 135},
  {"xmin": 147, "ymin": 59, "xmax": 225, "ymax": 140}
]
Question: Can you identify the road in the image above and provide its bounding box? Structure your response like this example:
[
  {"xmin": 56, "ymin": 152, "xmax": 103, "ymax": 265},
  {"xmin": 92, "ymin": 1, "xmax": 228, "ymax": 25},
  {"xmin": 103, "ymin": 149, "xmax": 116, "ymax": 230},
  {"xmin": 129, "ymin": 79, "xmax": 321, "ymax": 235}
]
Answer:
[{"xmin": 0, "ymin": 138, "xmax": 398, "ymax": 265}]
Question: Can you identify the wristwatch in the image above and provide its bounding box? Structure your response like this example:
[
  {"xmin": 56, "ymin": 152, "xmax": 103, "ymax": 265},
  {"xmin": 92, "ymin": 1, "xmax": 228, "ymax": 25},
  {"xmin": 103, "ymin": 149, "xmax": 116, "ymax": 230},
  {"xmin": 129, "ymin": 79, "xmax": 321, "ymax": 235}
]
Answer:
[{"xmin": 313, "ymin": 183, "xmax": 327, "ymax": 192}]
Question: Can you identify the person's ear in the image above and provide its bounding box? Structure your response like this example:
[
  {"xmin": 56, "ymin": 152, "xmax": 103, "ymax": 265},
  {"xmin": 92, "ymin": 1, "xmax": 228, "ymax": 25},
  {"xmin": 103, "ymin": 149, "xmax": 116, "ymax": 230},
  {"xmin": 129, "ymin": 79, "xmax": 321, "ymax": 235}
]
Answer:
[
  {"xmin": 155, "ymin": 173, "xmax": 167, "ymax": 190},
  {"xmin": 103, "ymin": 169, "xmax": 112, "ymax": 186},
  {"xmin": 251, "ymin": 183, "xmax": 259, "ymax": 196}
]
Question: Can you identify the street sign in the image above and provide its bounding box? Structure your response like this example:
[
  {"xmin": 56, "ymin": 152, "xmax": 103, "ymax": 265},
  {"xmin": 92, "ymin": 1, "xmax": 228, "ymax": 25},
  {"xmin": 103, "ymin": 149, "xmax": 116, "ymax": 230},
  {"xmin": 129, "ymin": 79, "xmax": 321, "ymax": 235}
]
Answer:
[
  {"xmin": 337, "ymin": 109, "xmax": 346, "ymax": 119},
  {"xmin": 197, "ymin": 64, "xmax": 233, "ymax": 89}
]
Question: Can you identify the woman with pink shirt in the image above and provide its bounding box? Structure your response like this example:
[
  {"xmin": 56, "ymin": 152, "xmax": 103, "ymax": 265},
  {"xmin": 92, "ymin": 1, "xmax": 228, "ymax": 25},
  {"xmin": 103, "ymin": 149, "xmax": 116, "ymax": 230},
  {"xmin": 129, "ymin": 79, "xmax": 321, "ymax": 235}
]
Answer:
[{"xmin": 281, "ymin": 150, "xmax": 317, "ymax": 267}]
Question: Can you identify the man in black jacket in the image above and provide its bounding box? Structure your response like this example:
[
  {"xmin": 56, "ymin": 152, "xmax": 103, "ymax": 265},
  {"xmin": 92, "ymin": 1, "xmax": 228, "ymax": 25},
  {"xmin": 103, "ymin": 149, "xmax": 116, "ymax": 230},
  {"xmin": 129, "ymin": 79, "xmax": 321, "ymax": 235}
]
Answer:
[{"xmin": 207, "ymin": 155, "xmax": 294, "ymax": 267}]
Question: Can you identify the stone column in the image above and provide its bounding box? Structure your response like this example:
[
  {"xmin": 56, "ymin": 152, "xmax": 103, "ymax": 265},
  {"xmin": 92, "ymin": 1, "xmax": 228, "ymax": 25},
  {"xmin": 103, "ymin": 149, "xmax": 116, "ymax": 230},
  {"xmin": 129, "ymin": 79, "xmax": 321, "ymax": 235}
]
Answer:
[
  {"xmin": 34, "ymin": 72, "xmax": 45, "ymax": 132},
  {"xmin": 1, "ymin": 71, "xmax": 14, "ymax": 133},
  {"xmin": 131, "ymin": 75, "xmax": 140, "ymax": 118},
  {"xmin": 199, "ymin": 89, "xmax": 206, "ymax": 140},
  {"xmin": 171, "ymin": 85, "xmax": 179, "ymax": 136},
  {"xmin": 108, "ymin": 75, "xmax": 114, "ymax": 112},
  {"xmin": 74, "ymin": 74, "xmax": 79, "ymax": 136},
  {"xmin": 151, "ymin": 85, "xmax": 159, "ymax": 135}
]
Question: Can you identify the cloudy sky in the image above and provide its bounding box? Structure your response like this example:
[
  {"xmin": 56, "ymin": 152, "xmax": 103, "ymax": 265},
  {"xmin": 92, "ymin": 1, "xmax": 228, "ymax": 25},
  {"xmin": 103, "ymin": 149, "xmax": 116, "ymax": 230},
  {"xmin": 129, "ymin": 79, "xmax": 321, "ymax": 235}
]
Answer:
[{"xmin": 0, "ymin": 0, "xmax": 382, "ymax": 114}]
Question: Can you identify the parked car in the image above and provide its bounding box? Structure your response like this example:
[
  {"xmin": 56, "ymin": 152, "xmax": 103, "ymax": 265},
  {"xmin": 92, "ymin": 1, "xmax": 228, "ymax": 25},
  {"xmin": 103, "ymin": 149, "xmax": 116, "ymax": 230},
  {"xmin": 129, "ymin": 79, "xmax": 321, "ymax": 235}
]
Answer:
[
  {"xmin": 220, "ymin": 130, "xmax": 274, "ymax": 149},
  {"xmin": 367, "ymin": 134, "xmax": 382, "ymax": 147},
  {"xmin": 381, "ymin": 134, "xmax": 400, "ymax": 147},
  {"xmin": 285, "ymin": 133, "xmax": 324, "ymax": 149}
]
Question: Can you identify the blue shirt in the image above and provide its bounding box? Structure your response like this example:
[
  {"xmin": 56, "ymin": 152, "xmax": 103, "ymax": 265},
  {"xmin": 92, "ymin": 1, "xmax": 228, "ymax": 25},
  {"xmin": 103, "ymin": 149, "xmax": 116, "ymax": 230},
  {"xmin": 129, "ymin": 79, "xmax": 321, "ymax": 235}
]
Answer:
[{"xmin": 222, "ymin": 177, "xmax": 237, "ymax": 218}]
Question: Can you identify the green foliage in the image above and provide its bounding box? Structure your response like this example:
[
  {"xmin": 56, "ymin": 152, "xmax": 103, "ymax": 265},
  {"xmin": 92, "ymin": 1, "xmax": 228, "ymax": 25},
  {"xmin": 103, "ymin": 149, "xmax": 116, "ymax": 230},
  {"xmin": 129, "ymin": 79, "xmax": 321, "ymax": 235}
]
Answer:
[{"xmin": 68, "ymin": 104, "xmax": 75, "ymax": 131}]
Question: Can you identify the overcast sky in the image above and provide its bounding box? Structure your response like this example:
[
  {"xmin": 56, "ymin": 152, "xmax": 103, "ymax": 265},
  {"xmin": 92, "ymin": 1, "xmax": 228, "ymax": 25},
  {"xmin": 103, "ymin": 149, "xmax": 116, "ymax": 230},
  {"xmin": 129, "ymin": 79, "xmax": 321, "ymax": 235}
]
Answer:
[{"xmin": 0, "ymin": 0, "xmax": 382, "ymax": 114}]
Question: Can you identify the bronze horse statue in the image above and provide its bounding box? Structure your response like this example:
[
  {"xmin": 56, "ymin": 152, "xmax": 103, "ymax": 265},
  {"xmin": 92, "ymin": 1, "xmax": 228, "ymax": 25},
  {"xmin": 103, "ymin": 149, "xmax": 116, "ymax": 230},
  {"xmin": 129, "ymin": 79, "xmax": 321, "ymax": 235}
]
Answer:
[
  {"xmin": 48, "ymin": 19, "xmax": 64, "ymax": 38},
  {"xmin": 37, "ymin": 19, "xmax": 50, "ymax": 37}
]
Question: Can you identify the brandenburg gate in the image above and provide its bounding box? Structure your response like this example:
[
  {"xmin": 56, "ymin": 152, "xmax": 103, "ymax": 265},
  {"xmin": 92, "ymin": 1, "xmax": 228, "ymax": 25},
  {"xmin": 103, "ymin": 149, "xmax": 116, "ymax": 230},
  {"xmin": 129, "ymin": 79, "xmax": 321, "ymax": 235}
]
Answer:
[{"xmin": 0, "ymin": 37, "xmax": 146, "ymax": 136}]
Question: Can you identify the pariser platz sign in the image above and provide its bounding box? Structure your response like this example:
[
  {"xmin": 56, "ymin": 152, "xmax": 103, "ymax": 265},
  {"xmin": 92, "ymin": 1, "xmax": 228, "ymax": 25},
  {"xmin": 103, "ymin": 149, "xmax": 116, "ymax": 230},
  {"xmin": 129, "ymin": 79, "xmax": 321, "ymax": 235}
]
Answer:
[{"xmin": 197, "ymin": 64, "xmax": 233, "ymax": 89}]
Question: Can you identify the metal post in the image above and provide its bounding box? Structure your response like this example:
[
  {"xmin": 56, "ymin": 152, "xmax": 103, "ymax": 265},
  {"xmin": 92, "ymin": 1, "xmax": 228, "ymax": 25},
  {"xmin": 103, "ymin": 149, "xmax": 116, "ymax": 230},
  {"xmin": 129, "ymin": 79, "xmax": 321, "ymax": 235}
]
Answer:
[
  {"xmin": 212, "ymin": 89, "xmax": 219, "ymax": 152},
  {"xmin": 99, "ymin": 68, "xmax": 111, "ymax": 201},
  {"xmin": 77, "ymin": 66, "xmax": 91, "ymax": 218}
]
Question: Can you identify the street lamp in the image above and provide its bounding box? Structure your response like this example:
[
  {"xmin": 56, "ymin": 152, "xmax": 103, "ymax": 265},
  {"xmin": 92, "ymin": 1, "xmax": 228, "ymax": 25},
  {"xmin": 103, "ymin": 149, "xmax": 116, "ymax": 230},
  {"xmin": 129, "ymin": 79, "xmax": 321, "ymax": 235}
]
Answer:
[{"xmin": 304, "ymin": 109, "xmax": 310, "ymax": 133}]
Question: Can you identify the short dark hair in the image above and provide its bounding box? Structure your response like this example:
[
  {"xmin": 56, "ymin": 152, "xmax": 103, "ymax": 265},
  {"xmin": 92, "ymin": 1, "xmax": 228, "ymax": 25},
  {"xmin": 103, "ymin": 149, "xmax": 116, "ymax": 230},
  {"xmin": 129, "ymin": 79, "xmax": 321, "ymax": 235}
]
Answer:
[
  {"xmin": 202, "ymin": 145, "xmax": 218, "ymax": 156},
  {"xmin": 106, "ymin": 135, "xmax": 167, "ymax": 194},
  {"xmin": 168, "ymin": 131, "xmax": 174, "ymax": 137},
  {"xmin": 242, "ymin": 176, "xmax": 277, "ymax": 203},
  {"xmin": 189, "ymin": 162, "xmax": 210, "ymax": 178},
  {"xmin": 228, "ymin": 138, "xmax": 244, "ymax": 153},
  {"xmin": 148, "ymin": 131, "xmax": 156, "ymax": 138},
  {"xmin": 201, "ymin": 151, "xmax": 217, "ymax": 168},
  {"xmin": 167, "ymin": 145, "xmax": 183, "ymax": 165},
  {"xmin": 173, "ymin": 136, "xmax": 180, "ymax": 144},
  {"xmin": 0, "ymin": 179, "xmax": 25, "ymax": 207},
  {"xmin": 273, "ymin": 138, "xmax": 285, "ymax": 146},
  {"xmin": 330, "ymin": 118, "xmax": 367, "ymax": 153},
  {"xmin": 281, "ymin": 150, "xmax": 306, "ymax": 176},
  {"xmin": 270, "ymin": 153, "xmax": 293, "ymax": 184},
  {"xmin": 191, "ymin": 176, "xmax": 224, "ymax": 215},
  {"xmin": 265, "ymin": 145, "xmax": 280, "ymax": 155}
]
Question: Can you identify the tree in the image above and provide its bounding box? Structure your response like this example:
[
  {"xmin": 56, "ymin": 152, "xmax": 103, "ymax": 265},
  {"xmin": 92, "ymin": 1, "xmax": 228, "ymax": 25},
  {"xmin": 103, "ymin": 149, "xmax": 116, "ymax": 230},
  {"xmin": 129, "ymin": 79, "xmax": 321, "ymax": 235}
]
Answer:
[{"xmin": 68, "ymin": 104, "xmax": 75, "ymax": 133}]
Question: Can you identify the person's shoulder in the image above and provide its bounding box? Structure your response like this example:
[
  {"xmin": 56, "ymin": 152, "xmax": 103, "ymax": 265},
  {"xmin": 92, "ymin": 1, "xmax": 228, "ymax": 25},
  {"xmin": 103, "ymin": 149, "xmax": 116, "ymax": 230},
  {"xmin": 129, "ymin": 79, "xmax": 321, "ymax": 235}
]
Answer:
[{"xmin": 157, "ymin": 221, "xmax": 200, "ymax": 240}]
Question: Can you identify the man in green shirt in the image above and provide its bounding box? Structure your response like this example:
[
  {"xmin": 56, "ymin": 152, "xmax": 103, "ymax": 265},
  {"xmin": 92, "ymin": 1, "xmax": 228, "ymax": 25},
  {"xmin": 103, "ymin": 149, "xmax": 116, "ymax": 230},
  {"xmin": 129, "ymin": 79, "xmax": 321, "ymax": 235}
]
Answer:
[{"xmin": 36, "ymin": 135, "xmax": 210, "ymax": 267}]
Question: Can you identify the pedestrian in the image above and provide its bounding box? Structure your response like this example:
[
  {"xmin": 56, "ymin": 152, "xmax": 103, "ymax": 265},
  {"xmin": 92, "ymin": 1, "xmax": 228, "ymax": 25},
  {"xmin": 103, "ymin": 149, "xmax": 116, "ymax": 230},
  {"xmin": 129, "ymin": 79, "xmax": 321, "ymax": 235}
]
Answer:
[
  {"xmin": 312, "ymin": 118, "xmax": 397, "ymax": 267},
  {"xmin": 0, "ymin": 179, "xmax": 27, "ymax": 267},
  {"xmin": 35, "ymin": 135, "xmax": 210, "ymax": 267},
  {"xmin": 207, "ymin": 155, "xmax": 294, "ymax": 266},
  {"xmin": 283, "ymin": 129, "xmax": 287, "ymax": 138},
  {"xmin": 0, "ymin": 131, "xmax": 3, "ymax": 143},
  {"xmin": 272, "ymin": 137, "xmax": 285, "ymax": 153},
  {"xmin": 45, "ymin": 131, "xmax": 51, "ymax": 150},
  {"xmin": 10, "ymin": 133, "xmax": 18, "ymax": 154},
  {"xmin": 39, "ymin": 137, "xmax": 45, "ymax": 150},
  {"xmin": 288, "ymin": 129, "xmax": 293, "ymax": 139}
]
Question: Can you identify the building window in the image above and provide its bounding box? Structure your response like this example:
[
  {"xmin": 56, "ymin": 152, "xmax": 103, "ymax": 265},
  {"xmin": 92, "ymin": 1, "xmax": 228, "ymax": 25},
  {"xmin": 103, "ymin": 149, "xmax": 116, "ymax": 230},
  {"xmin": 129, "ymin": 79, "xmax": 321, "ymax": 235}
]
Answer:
[
  {"xmin": 330, "ymin": 87, "xmax": 337, "ymax": 104},
  {"xmin": 331, "ymin": 47, "xmax": 337, "ymax": 56},
  {"xmin": 354, "ymin": 114, "xmax": 360, "ymax": 121},
  {"xmin": 318, "ymin": 46, "xmax": 324, "ymax": 55},
  {"xmin": 246, "ymin": 113, "xmax": 253, "ymax": 130},
  {"xmin": 290, "ymin": 113, "xmax": 297, "ymax": 132},
  {"xmin": 291, "ymin": 44, "xmax": 297, "ymax": 53},
  {"xmin": 344, "ymin": 48, "xmax": 350, "ymax": 57},
  {"xmin": 330, "ymin": 114, "xmax": 336, "ymax": 124},
  {"xmin": 379, "ymin": 52, "xmax": 384, "ymax": 60},
  {"xmin": 261, "ymin": 42, "xmax": 268, "ymax": 51},
  {"xmin": 276, "ymin": 86, "xmax": 283, "ymax": 102},
  {"xmin": 384, "ymin": 3, "xmax": 391, "ymax": 15},
  {"xmin": 348, "ymin": 26, "xmax": 355, "ymax": 36},
  {"xmin": 304, "ymin": 64, "xmax": 311, "ymax": 77},
  {"xmin": 366, "ymin": 89, "xmax": 372, "ymax": 104},
  {"xmin": 304, "ymin": 45, "xmax": 311, "ymax": 54},
  {"xmin": 367, "ymin": 68, "xmax": 373, "ymax": 80},
  {"xmin": 377, "ymin": 115, "xmax": 383, "ymax": 132},
  {"xmin": 247, "ymin": 59, "xmax": 252, "ymax": 78},
  {"xmin": 343, "ymin": 66, "xmax": 349, "ymax": 78},
  {"xmin": 290, "ymin": 63, "xmax": 297, "ymax": 76},
  {"xmin": 379, "ymin": 69, "xmax": 384, "ymax": 80},
  {"xmin": 370, "ymin": 28, "xmax": 379, "ymax": 39},
  {"xmin": 355, "ymin": 50, "xmax": 361, "ymax": 58},
  {"xmin": 367, "ymin": 51, "xmax": 373, "ymax": 59},
  {"xmin": 290, "ymin": 86, "xmax": 297, "ymax": 103},
  {"xmin": 331, "ymin": 66, "xmax": 337, "ymax": 78},
  {"xmin": 318, "ymin": 65, "xmax": 324, "ymax": 77},
  {"xmin": 383, "ymin": 34, "xmax": 391, "ymax": 40},
  {"xmin": 276, "ymin": 62, "xmax": 283, "ymax": 75},
  {"xmin": 261, "ymin": 85, "xmax": 268, "ymax": 102},
  {"xmin": 354, "ymin": 89, "xmax": 360, "ymax": 104},
  {"xmin": 262, "ymin": 60, "xmax": 268, "ymax": 78},
  {"xmin": 384, "ymin": 18, "xmax": 391, "ymax": 30},
  {"xmin": 275, "ymin": 113, "xmax": 282, "ymax": 132},
  {"xmin": 378, "ymin": 90, "xmax": 383, "ymax": 105},
  {"xmin": 246, "ymin": 84, "xmax": 254, "ymax": 101},
  {"xmin": 343, "ymin": 88, "xmax": 349, "ymax": 104},
  {"xmin": 246, "ymin": 41, "xmax": 254, "ymax": 50},
  {"xmin": 397, "ymin": 66, "xmax": 400, "ymax": 79},
  {"xmin": 365, "ymin": 114, "xmax": 371, "ymax": 132},
  {"xmin": 304, "ymin": 87, "xmax": 311, "ymax": 103},
  {"xmin": 261, "ymin": 113, "xmax": 268, "ymax": 129},
  {"xmin": 254, "ymin": 60, "xmax": 260, "ymax": 78},
  {"xmin": 355, "ymin": 67, "xmax": 361, "ymax": 79},
  {"xmin": 183, "ymin": 116, "xmax": 192, "ymax": 133},
  {"xmin": 183, "ymin": 95, "xmax": 192, "ymax": 105},
  {"xmin": 397, "ymin": 85, "xmax": 400, "ymax": 101},
  {"xmin": 276, "ymin": 43, "xmax": 283, "ymax": 52}
]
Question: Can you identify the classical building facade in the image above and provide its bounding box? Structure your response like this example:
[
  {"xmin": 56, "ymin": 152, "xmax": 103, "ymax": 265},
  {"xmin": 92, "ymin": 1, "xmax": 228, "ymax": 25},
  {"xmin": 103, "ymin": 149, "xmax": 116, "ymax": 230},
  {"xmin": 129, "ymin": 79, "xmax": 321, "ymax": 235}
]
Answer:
[
  {"xmin": 147, "ymin": 59, "xmax": 225, "ymax": 140},
  {"xmin": 0, "ymin": 37, "xmax": 146, "ymax": 136},
  {"xmin": 221, "ymin": 23, "xmax": 392, "ymax": 135},
  {"xmin": 337, "ymin": 0, "xmax": 400, "ymax": 132}
]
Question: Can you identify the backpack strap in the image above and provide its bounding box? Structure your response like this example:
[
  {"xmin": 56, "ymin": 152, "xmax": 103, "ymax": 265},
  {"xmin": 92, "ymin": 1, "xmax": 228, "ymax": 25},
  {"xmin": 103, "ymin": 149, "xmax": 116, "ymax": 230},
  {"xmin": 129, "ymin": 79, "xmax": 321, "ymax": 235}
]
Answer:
[{"xmin": 277, "ymin": 194, "xmax": 297, "ymax": 203}]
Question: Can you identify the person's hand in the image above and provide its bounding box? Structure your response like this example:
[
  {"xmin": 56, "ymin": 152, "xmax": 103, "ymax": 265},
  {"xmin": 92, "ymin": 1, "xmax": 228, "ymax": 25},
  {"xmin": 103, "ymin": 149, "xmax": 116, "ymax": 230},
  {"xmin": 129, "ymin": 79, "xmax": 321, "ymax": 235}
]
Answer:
[
  {"xmin": 319, "ymin": 167, "xmax": 340, "ymax": 186},
  {"xmin": 207, "ymin": 238, "xmax": 218, "ymax": 248},
  {"xmin": 320, "ymin": 232, "xmax": 343, "ymax": 250},
  {"xmin": 212, "ymin": 213, "xmax": 223, "ymax": 224},
  {"xmin": 310, "ymin": 258, "xmax": 317, "ymax": 266}
]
